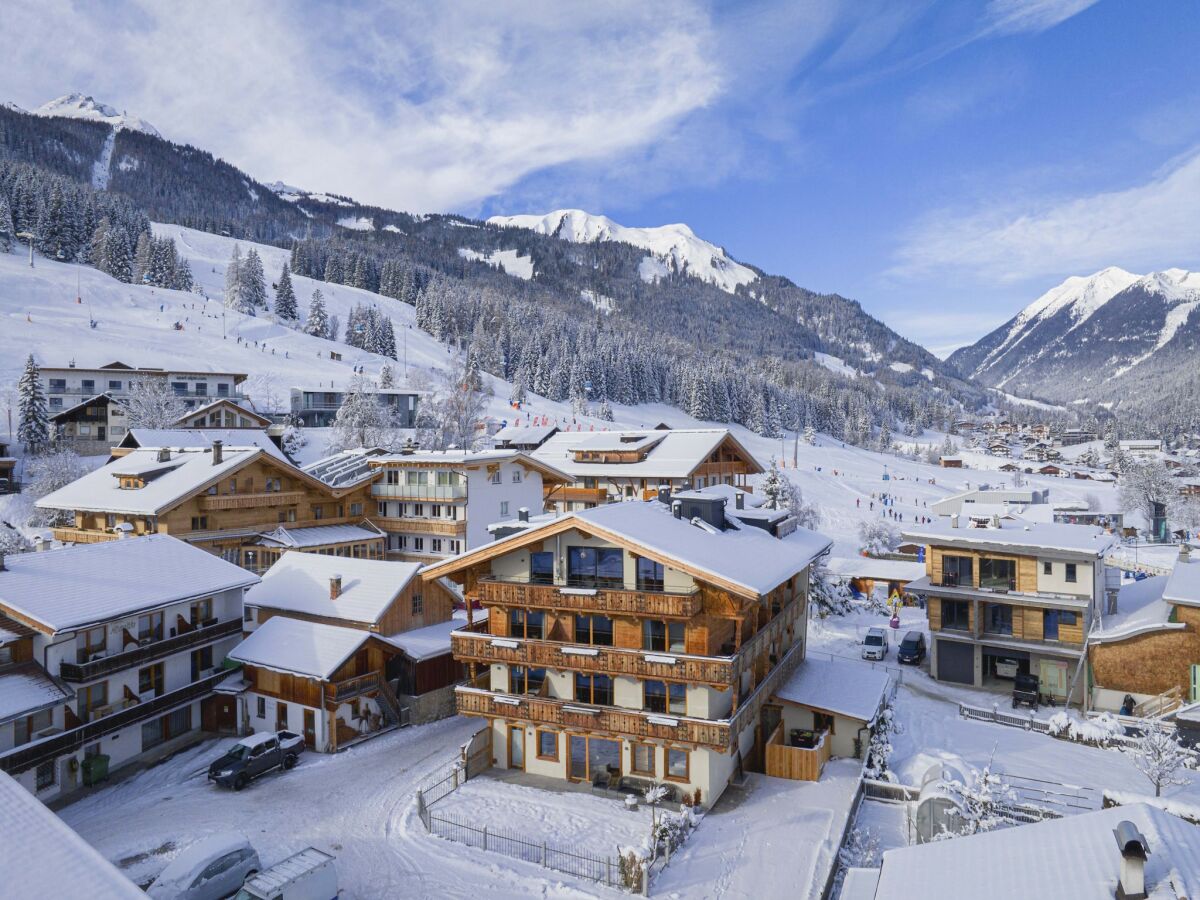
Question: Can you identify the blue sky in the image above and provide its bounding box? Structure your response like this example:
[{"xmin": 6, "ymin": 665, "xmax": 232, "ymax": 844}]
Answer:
[{"xmin": 3, "ymin": 1, "xmax": 1198, "ymax": 355}]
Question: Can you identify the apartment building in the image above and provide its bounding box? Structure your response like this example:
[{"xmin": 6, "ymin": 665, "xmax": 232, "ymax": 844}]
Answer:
[
  {"xmin": 531, "ymin": 428, "xmax": 763, "ymax": 513},
  {"xmin": 0, "ymin": 536, "xmax": 257, "ymax": 801},
  {"xmin": 903, "ymin": 518, "xmax": 1118, "ymax": 703},
  {"xmin": 41, "ymin": 361, "xmax": 247, "ymax": 415},
  {"xmin": 289, "ymin": 385, "xmax": 424, "ymax": 427},
  {"xmin": 366, "ymin": 449, "xmax": 569, "ymax": 562},
  {"xmin": 421, "ymin": 489, "xmax": 832, "ymax": 807}
]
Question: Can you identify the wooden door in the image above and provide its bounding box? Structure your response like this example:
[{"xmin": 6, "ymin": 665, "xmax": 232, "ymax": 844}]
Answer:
[
  {"xmin": 508, "ymin": 725, "xmax": 525, "ymax": 771},
  {"xmin": 276, "ymin": 701, "xmax": 289, "ymax": 731},
  {"xmin": 303, "ymin": 709, "xmax": 316, "ymax": 747}
]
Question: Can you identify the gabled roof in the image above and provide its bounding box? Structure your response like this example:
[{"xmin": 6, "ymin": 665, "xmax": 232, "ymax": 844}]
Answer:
[
  {"xmin": 116, "ymin": 428, "xmax": 290, "ymax": 463},
  {"xmin": 0, "ymin": 663, "xmax": 73, "ymax": 724},
  {"xmin": 244, "ymin": 552, "xmax": 418, "ymax": 626},
  {"xmin": 0, "ymin": 535, "xmax": 258, "ymax": 634},
  {"xmin": 531, "ymin": 428, "xmax": 764, "ymax": 480},
  {"xmin": 255, "ymin": 521, "xmax": 384, "ymax": 550},
  {"xmin": 491, "ymin": 424, "xmax": 558, "ymax": 448},
  {"xmin": 774, "ymin": 657, "xmax": 890, "ymax": 722},
  {"xmin": 50, "ymin": 391, "xmax": 121, "ymax": 422},
  {"xmin": 385, "ymin": 616, "xmax": 464, "ymax": 661},
  {"xmin": 901, "ymin": 521, "xmax": 1117, "ymax": 558},
  {"xmin": 423, "ymin": 499, "xmax": 832, "ymax": 599},
  {"xmin": 366, "ymin": 448, "xmax": 571, "ymax": 484},
  {"xmin": 229, "ymin": 616, "xmax": 377, "ymax": 679},
  {"xmin": 173, "ymin": 398, "xmax": 270, "ymax": 427}
]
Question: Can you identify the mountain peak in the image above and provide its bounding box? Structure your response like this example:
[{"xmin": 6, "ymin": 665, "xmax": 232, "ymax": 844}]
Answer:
[
  {"xmin": 487, "ymin": 208, "xmax": 756, "ymax": 294},
  {"xmin": 34, "ymin": 93, "xmax": 161, "ymax": 137}
]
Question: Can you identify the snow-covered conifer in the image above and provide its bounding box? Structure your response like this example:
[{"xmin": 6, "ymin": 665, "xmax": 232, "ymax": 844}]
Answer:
[
  {"xmin": 274, "ymin": 262, "xmax": 298, "ymax": 321},
  {"xmin": 17, "ymin": 354, "xmax": 50, "ymax": 454}
]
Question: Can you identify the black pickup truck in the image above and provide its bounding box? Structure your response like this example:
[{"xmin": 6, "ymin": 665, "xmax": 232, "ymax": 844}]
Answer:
[{"xmin": 208, "ymin": 730, "xmax": 305, "ymax": 791}]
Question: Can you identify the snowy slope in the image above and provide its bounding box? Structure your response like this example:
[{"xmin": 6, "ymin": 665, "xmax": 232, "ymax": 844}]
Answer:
[
  {"xmin": 488, "ymin": 209, "xmax": 758, "ymax": 294},
  {"xmin": 34, "ymin": 93, "xmax": 161, "ymax": 137}
]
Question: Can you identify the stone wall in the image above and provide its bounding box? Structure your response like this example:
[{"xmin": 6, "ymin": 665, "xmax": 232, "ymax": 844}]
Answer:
[{"xmin": 399, "ymin": 684, "xmax": 457, "ymax": 725}]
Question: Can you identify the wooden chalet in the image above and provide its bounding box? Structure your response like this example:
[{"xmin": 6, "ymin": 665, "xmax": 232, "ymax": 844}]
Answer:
[{"xmin": 173, "ymin": 398, "xmax": 271, "ymax": 430}]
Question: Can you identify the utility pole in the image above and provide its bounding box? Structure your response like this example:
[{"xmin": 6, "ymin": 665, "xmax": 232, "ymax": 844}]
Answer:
[{"xmin": 16, "ymin": 232, "xmax": 35, "ymax": 268}]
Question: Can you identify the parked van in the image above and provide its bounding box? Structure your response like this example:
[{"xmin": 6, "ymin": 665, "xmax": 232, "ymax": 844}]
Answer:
[{"xmin": 233, "ymin": 848, "xmax": 337, "ymax": 900}]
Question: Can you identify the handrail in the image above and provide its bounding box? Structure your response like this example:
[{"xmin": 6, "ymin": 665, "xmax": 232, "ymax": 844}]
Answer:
[{"xmin": 58, "ymin": 619, "xmax": 242, "ymax": 683}]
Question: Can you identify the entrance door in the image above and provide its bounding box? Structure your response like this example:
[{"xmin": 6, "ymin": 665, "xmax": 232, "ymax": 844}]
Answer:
[
  {"xmin": 569, "ymin": 735, "xmax": 588, "ymax": 780},
  {"xmin": 97, "ymin": 425, "xmax": 106, "ymax": 441},
  {"xmin": 303, "ymin": 709, "xmax": 316, "ymax": 748},
  {"xmin": 276, "ymin": 701, "xmax": 288, "ymax": 731},
  {"xmin": 508, "ymin": 726, "xmax": 525, "ymax": 770}
]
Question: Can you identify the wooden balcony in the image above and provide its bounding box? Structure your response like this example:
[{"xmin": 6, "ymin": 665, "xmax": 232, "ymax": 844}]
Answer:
[
  {"xmin": 51, "ymin": 527, "xmax": 118, "ymax": 544},
  {"xmin": 59, "ymin": 618, "xmax": 242, "ymax": 683},
  {"xmin": 545, "ymin": 485, "xmax": 609, "ymax": 504},
  {"xmin": 200, "ymin": 490, "xmax": 306, "ymax": 511},
  {"xmin": 328, "ymin": 672, "xmax": 381, "ymax": 704},
  {"xmin": 477, "ymin": 578, "xmax": 701, "ymax": 619},
  {"xmin": 455, "ymin": 686, "xmax": 730, "ymax": 749},
  {"xmin": 764, "ymin": 723, "xmax": 829, "ymax": 781},
  {"xmin": 451, "ymin": 631, "xmax": 734, "ymax": 685},
  {"xmin": 376, "ymin": 517, "xmax": 467, "ymax": 537}
]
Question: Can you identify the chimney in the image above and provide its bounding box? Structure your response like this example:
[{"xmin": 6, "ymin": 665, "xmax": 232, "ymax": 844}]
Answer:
[
  {"xmin": 211, "ymin": 440, "xmax": 224, "ymax": 465},
  {"xmin": 1113, "ymin": 821, "xmax": 1149, "ymax": 900},
  {"xmin": 518, "ymin": 507, "xmax": 529, "ymax": 523},
  {"xmin": 735, "ymin": 492, "xmax": 745, "ymax": 510},
  {"xmin": 657, "ymin": 485, "xmax": 672, "ymax": 506},
  {"xmin": 1181, "ymin": 543, "xmax": 1192, "ymax": 564},
  {"xmin": 672, "ymin": 500, "xmax": 683, "ymax": 519},
  {"xmin": 951, "ymin": 513, "xmax": 960, "ymax": 529},
  {"xmin": 991, "ymin": 513, "xmax": 1002, "ymax": 529},
  {"xmin": 157, "ymin": 448, "xmax": 171, "ymax": 463},
  {"xmin": 33, "ymin": 535, "xmax": 49, "ymax": 552},
  {"xmin": 330, "ymin": 574, "xmax": 343, "ymax": 600}
]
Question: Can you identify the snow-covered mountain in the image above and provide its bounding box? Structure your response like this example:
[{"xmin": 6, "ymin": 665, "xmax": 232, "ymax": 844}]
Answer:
[
  {"xmin": 949, "ymin": 266, "xmax": 1200, "ymax": 405},
  {"xmin": 34, "ymin": 93, "xmax": 161, "ymax": 137},
  {"xmin": 488, "ymin": 209, "xmax": 758, "ymax": 294}
]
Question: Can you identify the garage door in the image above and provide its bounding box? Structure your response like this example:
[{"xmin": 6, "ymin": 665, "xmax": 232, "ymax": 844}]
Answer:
[{"xmin": 937, "ymin": 639, "xmax": 974, "ymax": 684}]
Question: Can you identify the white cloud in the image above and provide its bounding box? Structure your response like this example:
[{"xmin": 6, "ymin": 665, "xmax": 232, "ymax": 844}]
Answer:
[
  {"xmin": 982, "ymin": 0, "xmax": 1100, "ymax": 36},
  {"xmin": 0, "ymin": 0, "xmax": 720, "ymax": 213},
  {"xmin": 891, "ymin": 146, "xmax": 1200, "ymax": 283}
]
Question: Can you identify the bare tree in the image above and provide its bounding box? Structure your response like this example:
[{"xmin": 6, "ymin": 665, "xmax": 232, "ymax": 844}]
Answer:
[
  {"xmin": 1127, "ymin": 729, "xmax": 1190, "ymax": 797},
  {"xmin": 123, "ymin": 379, "xmax": 186, "ymax": 429}
]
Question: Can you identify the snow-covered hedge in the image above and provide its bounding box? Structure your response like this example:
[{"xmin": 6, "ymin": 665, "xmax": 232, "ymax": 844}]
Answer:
[{"xmin": 1046, "ymin": 711, "xmax": 1124, "ymax": 745}]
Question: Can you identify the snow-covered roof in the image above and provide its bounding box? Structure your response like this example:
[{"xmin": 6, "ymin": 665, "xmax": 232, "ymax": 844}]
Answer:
[
  {"xmin": 773, "ymin": 657, "xmax": 890, "ymax": 722},
  {"xmin": 245, "ymin": 552, "xmax": 417, "ymax": 625},
  {"xmin": 901, "ymin": 520, "xmax": 1117, "ymax": 558},
  {"xmin": 36, "ymin": 446, "xmax": 263, "ymax": 516},
  {"xmin": 531, "ymin": 428, "xmax": 763, "ymax": 480},
  {"xmin": 119, "ymin": 428, "xmax": 289, "ymax": 462},
  {"xmin": 679, "ymin": 483, "xmax": 764, "ymax": 508},
  {"xmin": 367, "ymin": 448, "xmax": 571, "ymax": 482},
  {"xmin": 229, "ymin": 616, "xmax": 373, "ymax": 680},
  {"xmin": 0, "ymin": 664, "xmax": 72, "ymax": 724},
  {"xmin": 385, "ymin": 617, "xmax": 462, "ymax": 661},
  {"xmin": 173, "ymin": 398, "xmax": 269, "ymax": 426},
  {"xmin": 50, "ymin": 391, "xmax": 119, "ymax": 422},
  {"xmin": 839, "ymin": 868, "xmax": 881, "ymax": 900},
  {"xmin": 0, "ymin": 770, "xmax": 144, "ymax": 899},
  {"xmin": 1091, "ymin": 575, "xmax": 1180, "ymax": 643},
  {"xmin": 872, "ymin": 803, "xmax": 1200, "ymax": 900},
  {"xmin": 0, "ymin": 536, "xmax": 258, "ymax": 633},
  {"xmin": 491, "ymin": 424, "xmax": 557, "ymax": 447},
  {"xmin": 1163, "ymin": 554, "xmax": 1200, "ymax": 608},
  {"xmin": 256, "ymin": 521, "xmax": 384, "ymax": 549},
  {"xmin": 825, "ymin": 556, "xmax": 927, "ymax": 582},
  {"xmin": 302, "ymin": 448, "xmax": 388, "ymax": 488}
]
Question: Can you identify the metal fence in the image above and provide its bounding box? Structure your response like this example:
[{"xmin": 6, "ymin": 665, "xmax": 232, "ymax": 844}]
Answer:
[{"xmin": 957, "ymin": 702, "xmax": 1146, "ymax": 750}]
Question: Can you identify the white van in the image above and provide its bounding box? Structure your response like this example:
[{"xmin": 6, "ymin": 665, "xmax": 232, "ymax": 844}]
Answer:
[{"xmin": 233, "ymin": 848, "xmax": 337, "ymax": 900}]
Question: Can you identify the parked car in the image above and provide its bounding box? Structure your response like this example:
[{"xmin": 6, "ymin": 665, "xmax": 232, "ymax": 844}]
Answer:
[
  {"xmin": 233, "ymin": 848, "xmax": 337, "ymax": 900},
  {"xmin": 862, "ymin": 627, "xmax": 888, "ymax": 660},
  {"xmin": 1012, "ymin": 673, "xmax": 1040, "ymax": 710},
  {"xmin": 208, "ymin": 731, "xmax": 304, "ymax": 791},
  {"xmin": 147, "ymin": 834, "xmax": 260, "ymax": 900},
  {"xmin": 896, "ymin": 631, "xmax": 926, "ymax": 665},
  {"xmin": 994, "ymin": 657, "xmax": 1020, "ymax": 679}
]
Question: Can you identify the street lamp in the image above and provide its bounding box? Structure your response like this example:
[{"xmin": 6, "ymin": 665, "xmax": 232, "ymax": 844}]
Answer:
[{"xmin": 15, "ymin": 232, "xmax": 35, "ymax": 268}]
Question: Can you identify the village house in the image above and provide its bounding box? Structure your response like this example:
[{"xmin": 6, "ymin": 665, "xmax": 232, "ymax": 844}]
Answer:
[
  {"xmin": 0, "ymin": 440, "xmax": 15, "ymax": 493},
  {"xmin": 0, "ymin": 536, "xmax": 257, "ymax": 801},
  {"xmin": 50, "ymin": 392, "xmax": 129, "ymax": 455},
  {"xmin": 112, "ymin": 427, "xmax": 292, "ymax": 464},
  {"xmin": 420, "ymin": 487, "xmax": 831, "ymax": 807},
  {"xmin": 531, "ymin": 428, "xmax": 763, "ymax": 513},
  {"xmin": 1119, "ymin": 439, "xmax": 1163, "ymax": 461},
  {"xmin": 172, "ymin": 398, "xmax": 271, "ymax": 430},
  {"xmin": 239, "ymin": 551, "xmax": 462, "ymax": 733},
  {"xmin": 365, "ymin": 448, "xmax": 569, "ymax": 562},
  {"xmin": 938, "ymin": 455, "xmax": 962, "ymax": 468},
  {"xmin": 930, "ymin": 489, "xmax": 1046, "ymax": 518},
  {"xmin": 41, "ymin": 360, "xmax": 247, "ymax": 416},
  {"xmin": 289, "ymin": 384, "xmax": 424, "ymax": 427},
  {"xmin": 902, "ymin": 518, "xmax": 1118, "ymax": 703},
  {"xmin": 490, "ymin": 423, "xmax": 559, "ymax": 452}
]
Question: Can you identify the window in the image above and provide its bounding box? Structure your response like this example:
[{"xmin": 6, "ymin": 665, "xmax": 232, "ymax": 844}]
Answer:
[
  {"xmin": 377, "ymin": 502, "xmax": 388, "ymax": 517},
  {"xmin": 631, "ymin": 743, "xmax": 655, "ymax": 776},
  {"xmin": 979, "ymin": 558, "xmax": 1016, "ymax": 591},
  {"xmin": 509, "ymin": 609, "xmax": 545, "ymax": 640},
  {"xmin": 644, "ymin": 680, "xmax": 687, "ymax": 715},
  {"xmin": 190, "ymin": 516, "xmax": 208, "ymax": 531},
  {"xmin": 1043, "ymin": 561, "xmax": 1052, "ymax": 575},
  {"xmin": 1060, "ymin": 611, "xmax": 1078, "ymax": 626},
  {"xmin": 449, "ymin": 540, "xmax": 462, "ymax": 554},
  {"xmin": 413, "ymin": 503, "xmax": 424, "ymax": 517},
  {"xmin": 36, "ymin": 760, "xmax": 56, "ymax": 791},
  {"xmin": 138, "ymin": 611, "xmax": 163, "ymax": 642},
  {"xmin": 537, "ymin": 730, "xmax": 558, "ymax": 760},
  {"xmin": 511, "ymin": 666, "xmax": 546, "ymax": 695},
  {"xmin": 666, "ymin": 748, "xmax": 689, "ymax": 782},
  {"xmin": 217, "ymin": 383, "xmax": 230, "ymax": 397},
  {"xmin": 256, "ymin": 696, "xmax": 266, "ymax": 718},
  {"xmin": 574, "ymin": 673, "xmax": 613, "ymax": 706},
  {"xmin": 265, "ymin": 477, "xmax": 281, "ymax": 493},
  {"xmin": 14, "ymin": 709, "xmax": 52, "ymax": 747},
  {"xmin": 530, "ymin": 552, "xmax": 554, "ymax": 584},
  {"xmin": 192, "ymin": 645, "xmax": 214, "ymax": 678},
  {"xmin": 940, "ymin": 555, "xmax": 973, "ymax": 587},
  {"xmin": 567, "ymin": 546, "xmax": 623, "ymax": 588},
  {"xmin": 636, "ymin": 557, "xmax": 665, "ymax": 592},
  {"xmin": 490, "ymin": 470, "xmax": 502, "ymax": 484},
  {"xmin": 312, "ymin": 505, "xmax": 324, "ymax": 520},
  {"xmin": 500, "ymin": 501, "xmax": 510, "ymax": 518},
  {"xmin": 194, "ymin": 382, "xmax": 207, "ymax": 396},
  {"xmin": 138, "ymin": 663, "xmax": 164, "ymax": 697},
  {"xmin": 49, "ymin": 397, "xmax": 62, "ymax": 409},
  {"xmin": 350, "ymin": 502, "xmax": 363, "ymax": 516},
  {"xmin": 243, "ymin": 606, "xmax": 253, "ymax": 623},
  {"xmin": 940, "ymin": 600, "xmax": 970, "ymax": 632},
  {"xmin": 108, "ymin": 379, "xmax": 122, "ymax": 390},
  {"xmin": 512, "ymin": 469, "xmax": 522, "ymax": 483},
  {"xmin": 105, "ymin": 513, "xmax": 116, "ymax": 529},
  {"xmin": 336, "ymin": 505, "xmax": 345, "ymax": 518},
  {"xmin": 141, "ymin": 706, "xmax": 191, "ymax": 751},
  {"xmin": 81, "ymin": 379, "xmax": 95, "ymax": 392},
  {"xmin": 985, "ymin": 604, "xmax": 1013, "ymax": 635},
  {"xmin": 77, "ymin": 683, "xmax": 108, "ymax": 722},
  {"xmin": 412, "ymin": 593, "xmax": 423, "ymax": 616},
  {"xmin": 75, "ymin": 626, "xmax": 107, "ymax": 663},
  {"xmin": 574, "ymin": 614, "xmax": 614, "ymax": 646},
  {"xmin": 1065, "ymin": 563, "xmax": 1077, "ymax": 583},
  {"xmin": 413, "ymin": 537, "xmax": 424, "ymax": 552},
  {"xmin": 49, "ymin": 378, "xmax": 66, "ymax": 392},
  {"xmin": 190, "ymin": 598, "xmax": 213, "ymax": 626},
  {"xmin": 643, "ymin": 620, "xmax": 686, "ymax": 652},
  {"xmin": 407, "ymin": 470, "xmax": 428, "ymax": 486},
  {"xmin": 172, "ymin": 381, "xmax": 187, "ymax": 396},
  {"xmin": 431, "ymin": 539, "xmax": 443, "ymax": 553}
]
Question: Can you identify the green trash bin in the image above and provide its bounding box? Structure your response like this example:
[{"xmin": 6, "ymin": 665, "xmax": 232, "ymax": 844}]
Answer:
[{"xmin": 81, "ymin": 753, "xmax": 109, "ymax": 786}]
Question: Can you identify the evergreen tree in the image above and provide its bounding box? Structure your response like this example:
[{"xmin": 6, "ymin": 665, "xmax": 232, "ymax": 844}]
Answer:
[
  {"xmin": 132, "ymin": 231, "xmax": 153, "ymax": 283},
  {"xmin": 17, "ymin": 354, "xmax": 50, "ymax": 454},
  {"xmin": 240, "ymin": 248, "xmax": 268, "ymax": 309},
  {"xmin": 224, "ymin": 244, "xmax": 243, "ymax": 307},
  {"xmin": 304, "ymin": 289, "xmax": 329, "ymax": 337},
  {"xmin": 0, "ymin": 192, "xmax": 16, "ymax": 252},
  {"xmin": 379, "ymin": 364, "xmax": 395, "ymax": 388},
  {"xmin": 35, "ymin": 184, "xmax": 76, "ymax": 261},
  {"xmin": 274, "ymin": 262, "xmax": 298, "ymax": 321},
  {"xmin": 172, "ymin": 257, "xmax": 194, "ymax": 292}
]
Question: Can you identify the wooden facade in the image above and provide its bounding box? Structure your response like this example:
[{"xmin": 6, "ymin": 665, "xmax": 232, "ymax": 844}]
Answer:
[
  {"xmin": 1091, "ymin": 605, "xmax": 1200, "ymax": 697},
  {"xmin": 763, "ymin": 722, "xmax": 829, "ymax": 781},
  {"xmin": 253, "ymin": 575, "xmax": 457, "ymax": 637}
]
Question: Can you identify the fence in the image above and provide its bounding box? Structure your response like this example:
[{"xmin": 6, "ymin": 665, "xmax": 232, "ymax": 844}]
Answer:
[{"xmin": 958, "ymin": 701, "xmax": 1147, "ymax": 751}]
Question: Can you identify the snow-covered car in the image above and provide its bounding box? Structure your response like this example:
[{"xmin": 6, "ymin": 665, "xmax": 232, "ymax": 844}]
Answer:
[
  {"xmin": 233, "ymin": 847, "xmax": 337, "ymax": 900},
  {"xmin": 208, "ymin": 731, "xmax": 304, "ymax": 791},
  {"xmin": 862, "ymin": 627, "xmax": 888, "ymax": 660},
  {"xmin": 147, "ymin": 833, "xmax": 260, "ymax": 900}
]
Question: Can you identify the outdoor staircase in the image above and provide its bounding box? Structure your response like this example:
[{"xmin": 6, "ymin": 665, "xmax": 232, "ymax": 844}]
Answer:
[{"xmin": 375, "ymin": 676, "xmax": 410, "ymax": 727}]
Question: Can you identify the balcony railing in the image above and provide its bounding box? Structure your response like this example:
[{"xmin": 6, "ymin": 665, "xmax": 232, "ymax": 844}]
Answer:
[
  {"xmin": 477, "ymin": 577, "xmax": 702, "ymax": 618},
  {"xmin": 374, "ymin": 516, "xmax": 466, "ymax": 536},
  {"xmin": 200, "ymin": 490, "xmax": 306, "ymax": 511},
  {"xmin": 0, "ymin": 669, "xmax": 236, "ymax": 775},
  {"xmin": 329, "ymin": 672, "xmax": 382, "ymax": 704},
  {"xmin": 371, "ymin": 484, "xmax": 467, "ymax": 501},
  {"xmin": 51, "ymin": 527, "xmax": 119, "ymax": 544},
  {"xmin": 451, "ymin": 631, "xmax": 734, "ymax": 685},
  {"xmin": 58, "ymin": 618, "xmax": 242, "ymax": 683},
  {"xmin": 455, "ymin": 686, "xmax": 730, "ymax": 749},
  {"xmin": 545, "ymin": 486, "xmax": 609, "ymax": 504}
]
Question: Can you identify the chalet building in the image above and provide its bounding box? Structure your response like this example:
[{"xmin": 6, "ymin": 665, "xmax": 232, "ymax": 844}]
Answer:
[
  {"xmin": 1058, "ymin": 428, "xmax": 1097, "ymax": 447},
  {"xmin": 41, "ymin": 361, "xmax": 246, "ymax": 415},
  {"xmin": 289, "ymin": 385, "xmax": 424, "ymax": 427},
  {"xmin": 239, "ymin": 552, "xmax": 462, "ymax": 730},
  {"xmin": 903, "ymin": 519, "xmax": 1117, "ymax": 703},
  {"xmin": 0, "ymin": 440, "xmax": 15, "ymax": 493},
  {"xmin": 531, "ymin": 428, "xmax": 763, "ymax": 513},
  {"xmin": 50, "ymin": 392, "xmax": 129, "ymax": 455},
  {"xmin": 366, "ymin": 449, "xmax": 569, "ymax": 562},
  {"xmin": 0, "ymin": 536, "xmax": 257, "ymax": 801},
  {"xmin": 173, "ymin": 398, "xmax": 271, "ymax": 430},
  {"xmin": 938, "ymin": 456, "xmax": 963, "ymax": 468},
  {"xmin": 491, "ymin": 424, "xmax": 559, "ymax": 452},
  {"xmin": 36, "ymin": 442, "xmax": 379, "ymax": 571},
  {"xmin": 112, "ymin": 428, "xmax": 292, "ymax": 465},
  {"xmin": 421, "ymin": 489, "xmax": 832, "ymax": 807}
]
